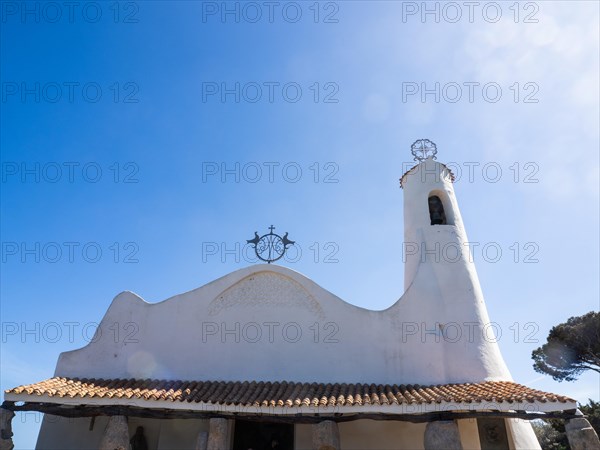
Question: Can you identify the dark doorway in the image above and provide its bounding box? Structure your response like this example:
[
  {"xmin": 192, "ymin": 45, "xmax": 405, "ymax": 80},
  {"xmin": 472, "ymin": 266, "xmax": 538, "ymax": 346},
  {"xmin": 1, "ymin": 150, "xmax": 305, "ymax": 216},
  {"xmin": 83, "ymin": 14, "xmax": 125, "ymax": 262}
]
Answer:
[{"xmin": 233, "ymin": 420, "xmax": 294, "ymax": 450}]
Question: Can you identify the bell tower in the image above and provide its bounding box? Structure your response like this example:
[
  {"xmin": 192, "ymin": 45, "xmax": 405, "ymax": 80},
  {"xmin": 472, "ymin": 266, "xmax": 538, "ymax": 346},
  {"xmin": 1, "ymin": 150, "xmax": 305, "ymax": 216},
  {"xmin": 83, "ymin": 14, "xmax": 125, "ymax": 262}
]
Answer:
[
  {"xmin": 399, "ymin": 140, "xmax": 512, "ymax": 382},
  {"xmin": 400, "ymin": 140, "xmax": 465, "ymax": 290},
  {"xmin": 398, "ymin": 140, "xmax": 543, "ymax": 448}
]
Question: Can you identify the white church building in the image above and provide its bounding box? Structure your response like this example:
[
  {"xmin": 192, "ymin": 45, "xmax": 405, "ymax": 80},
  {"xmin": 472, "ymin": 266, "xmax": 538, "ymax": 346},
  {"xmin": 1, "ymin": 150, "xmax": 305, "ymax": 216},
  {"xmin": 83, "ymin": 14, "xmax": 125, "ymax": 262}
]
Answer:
[{"xmin": 2, "ymin": 145, "xmax": 598, "ymax": 449}]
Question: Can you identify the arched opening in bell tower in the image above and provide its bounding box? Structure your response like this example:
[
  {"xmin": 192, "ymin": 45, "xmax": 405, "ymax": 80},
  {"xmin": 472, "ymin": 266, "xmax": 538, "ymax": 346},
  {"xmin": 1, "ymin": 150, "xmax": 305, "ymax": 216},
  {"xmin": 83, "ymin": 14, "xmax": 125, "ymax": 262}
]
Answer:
[{"xmin": 428, "ymin": 195, "xmax": 447, "ymax": 225}]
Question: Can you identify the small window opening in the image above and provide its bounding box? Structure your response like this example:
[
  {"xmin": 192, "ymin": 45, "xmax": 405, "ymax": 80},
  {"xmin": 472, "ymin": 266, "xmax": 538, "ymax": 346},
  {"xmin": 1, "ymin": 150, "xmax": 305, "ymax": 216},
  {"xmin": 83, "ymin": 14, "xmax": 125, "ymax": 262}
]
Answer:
[{"xmin": 428, "ymin": 195, "xmax": 447, "ymax": 225}]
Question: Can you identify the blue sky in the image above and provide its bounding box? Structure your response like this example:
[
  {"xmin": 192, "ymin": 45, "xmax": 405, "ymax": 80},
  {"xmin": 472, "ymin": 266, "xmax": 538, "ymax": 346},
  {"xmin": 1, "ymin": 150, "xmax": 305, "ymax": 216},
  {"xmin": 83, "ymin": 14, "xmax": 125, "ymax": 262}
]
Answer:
[{"xmin": 1, "ymin": 1, "xmax": 599, "ymax": 447}]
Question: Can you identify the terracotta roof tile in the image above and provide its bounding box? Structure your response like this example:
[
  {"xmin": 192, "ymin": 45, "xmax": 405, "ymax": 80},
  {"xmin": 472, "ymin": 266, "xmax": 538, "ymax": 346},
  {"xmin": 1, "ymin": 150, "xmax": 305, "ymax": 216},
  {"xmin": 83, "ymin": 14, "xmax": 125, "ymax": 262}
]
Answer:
[{"xmin": 5, "ymin": 378, "xmax": 574, "ymax": 409}]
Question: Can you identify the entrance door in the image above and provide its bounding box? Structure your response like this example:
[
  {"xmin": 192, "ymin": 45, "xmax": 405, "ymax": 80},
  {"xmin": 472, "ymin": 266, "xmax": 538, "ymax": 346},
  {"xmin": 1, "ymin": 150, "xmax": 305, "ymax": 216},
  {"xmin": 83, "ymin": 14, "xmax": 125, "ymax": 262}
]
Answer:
[{"xmin": 233, "ymin": 420, "xmax": 294, "ymax": 450}]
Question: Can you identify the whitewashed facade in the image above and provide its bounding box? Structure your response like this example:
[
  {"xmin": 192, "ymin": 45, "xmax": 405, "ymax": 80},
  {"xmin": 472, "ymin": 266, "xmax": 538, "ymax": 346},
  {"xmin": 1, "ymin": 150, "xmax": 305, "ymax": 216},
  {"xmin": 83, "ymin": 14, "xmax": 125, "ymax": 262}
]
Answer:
[{"xmin": 3, "ymin": 156, "xmax": 593, "ymax": 450}]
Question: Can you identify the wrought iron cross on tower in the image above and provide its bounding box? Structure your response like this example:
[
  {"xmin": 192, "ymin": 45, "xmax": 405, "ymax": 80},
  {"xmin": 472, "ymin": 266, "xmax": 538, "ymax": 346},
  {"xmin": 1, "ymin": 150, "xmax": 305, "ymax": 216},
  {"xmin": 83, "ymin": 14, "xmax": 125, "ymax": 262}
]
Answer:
[{"xmin": 411, "ymin": 139, "xmax": 438, "ymax": 162}]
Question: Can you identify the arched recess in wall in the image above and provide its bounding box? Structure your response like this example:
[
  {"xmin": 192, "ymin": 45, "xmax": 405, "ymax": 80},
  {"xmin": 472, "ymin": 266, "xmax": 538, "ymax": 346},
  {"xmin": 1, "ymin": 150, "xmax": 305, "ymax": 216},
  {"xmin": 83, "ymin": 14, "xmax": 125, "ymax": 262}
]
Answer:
[{"xmin": 428, "ymin": 191, "xmax": 455, "ymax": 225}]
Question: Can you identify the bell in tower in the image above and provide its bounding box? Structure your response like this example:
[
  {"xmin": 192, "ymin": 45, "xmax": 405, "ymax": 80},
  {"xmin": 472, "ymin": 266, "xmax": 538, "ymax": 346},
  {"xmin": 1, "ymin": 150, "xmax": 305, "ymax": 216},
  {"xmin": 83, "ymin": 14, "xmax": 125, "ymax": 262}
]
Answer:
[{"xmin": 428, "ymin": 195, "xmax": 447, "ymax": 225}]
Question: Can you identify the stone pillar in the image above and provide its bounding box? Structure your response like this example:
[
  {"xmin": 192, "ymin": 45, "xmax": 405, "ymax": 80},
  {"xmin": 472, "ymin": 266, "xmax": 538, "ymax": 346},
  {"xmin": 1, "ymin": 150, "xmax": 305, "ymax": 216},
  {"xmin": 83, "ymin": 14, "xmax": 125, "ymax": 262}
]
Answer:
[
  {"xmin": 99, "ymin": 415, "xmax": 129, "ymax": 450},
  {"xmin": 565, "ymin": 417, "xmax": 600, "ymax": 450},
  {"xmin": 195, "ymin": 430, "xmax": 208, "ymax": 450},
  {"xmin": 312, "ymin": 420, "xmax": 340, "ymax": 450},
  {"xmin": 424, "ymin": 420, "xmax": 464, "ymax": 450},
  {"xmin": 207, "ymin": 418, "xmax": 229, "ymax": 450},
  {"xmin": 0, "ymin": 407, "xmax": 15, "ymax": 450}
]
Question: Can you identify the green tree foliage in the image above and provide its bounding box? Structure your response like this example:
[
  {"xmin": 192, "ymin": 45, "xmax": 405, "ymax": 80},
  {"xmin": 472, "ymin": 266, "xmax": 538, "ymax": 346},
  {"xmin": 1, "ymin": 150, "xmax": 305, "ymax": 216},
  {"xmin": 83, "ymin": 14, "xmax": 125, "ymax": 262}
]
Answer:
[
  {"xmin": 532, "ymin": 312, "xmax": 600, "ymax": 381},
  {"xmin": 532, "ymin": 420, "xmax": 568, "ymax": 450},
  {"xmin": 580, "ymin": 399, "xmax": 600, "ymax": 436}
]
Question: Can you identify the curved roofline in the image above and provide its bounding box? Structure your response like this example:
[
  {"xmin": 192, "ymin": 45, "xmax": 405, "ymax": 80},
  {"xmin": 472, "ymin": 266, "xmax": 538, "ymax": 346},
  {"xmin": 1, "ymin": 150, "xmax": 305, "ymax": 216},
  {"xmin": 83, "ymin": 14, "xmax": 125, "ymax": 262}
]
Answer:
[
  {"xmin": 111, "ymin": 264, "xmax": 406, "ymax": 314},
  {"xmin": 399, "ymin": 158, "xmax": 456, "ymax": 188}
]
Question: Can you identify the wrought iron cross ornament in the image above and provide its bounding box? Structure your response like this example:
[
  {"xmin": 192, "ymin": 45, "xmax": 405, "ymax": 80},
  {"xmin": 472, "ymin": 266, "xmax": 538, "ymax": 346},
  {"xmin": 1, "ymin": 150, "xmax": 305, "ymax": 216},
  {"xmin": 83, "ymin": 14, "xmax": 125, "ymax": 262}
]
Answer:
[
  {"xmin": 411, "ymin": 139, "xmax": 438, "ymax": 162},
  {"xmin": 247, "ymin": 226, "xmax": 295, "ymax": 264}
]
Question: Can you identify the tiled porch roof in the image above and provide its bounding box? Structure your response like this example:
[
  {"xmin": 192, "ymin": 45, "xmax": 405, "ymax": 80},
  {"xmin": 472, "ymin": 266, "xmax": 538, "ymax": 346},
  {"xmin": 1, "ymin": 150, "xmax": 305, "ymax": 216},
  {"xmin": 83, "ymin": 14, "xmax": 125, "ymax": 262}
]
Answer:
[{"xmin": 5, "ymin": 377, "xmax": 574, "ymax": 410}]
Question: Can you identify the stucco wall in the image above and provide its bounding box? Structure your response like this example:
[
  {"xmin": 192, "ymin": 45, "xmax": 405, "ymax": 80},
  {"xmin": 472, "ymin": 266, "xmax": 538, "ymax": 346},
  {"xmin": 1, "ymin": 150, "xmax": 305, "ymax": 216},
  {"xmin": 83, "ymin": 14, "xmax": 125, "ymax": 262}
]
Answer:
[
  {"xmin": 457, "ymin": 418, "xmax": 482, "ymax": 450},
  {"xmin": 294, "ymin": 420, "xmax": 427, "ymax": 449},
  {"xmin": 36, "ymin": 415, "xmax": 541, "ymax": 450},
  {"xmin": 37, "ymin": 415, "xmax": 207, "ymax": 450},
  {"xmin": 52, "ymin": 262, "xmax": 510, "ymax": 386},
  {"xmin": 37, "ymin": 415, "xmax": 108, "ymax": 450}
]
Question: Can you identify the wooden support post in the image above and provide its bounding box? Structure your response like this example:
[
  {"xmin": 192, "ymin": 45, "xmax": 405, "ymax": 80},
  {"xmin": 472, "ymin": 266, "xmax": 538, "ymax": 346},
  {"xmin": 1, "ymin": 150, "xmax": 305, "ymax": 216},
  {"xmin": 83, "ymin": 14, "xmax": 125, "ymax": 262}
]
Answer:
[
  {"xmin": 99, "ymin": 415, "xmax": 129, "ymax": 450},
  {"xmin": 565, "ymin": 417, "xmax": 600, "ymax": 450},
  {"xmin": 425, "ymin": 420, "xmax": 464, "ymax": 450},
  {"xmin": 207, "ymin": 418, "xmax": 229, "ymax": 450},
  {"xmin": 312, "ymin": 420, "xmax": 340, "ymax": 450}
]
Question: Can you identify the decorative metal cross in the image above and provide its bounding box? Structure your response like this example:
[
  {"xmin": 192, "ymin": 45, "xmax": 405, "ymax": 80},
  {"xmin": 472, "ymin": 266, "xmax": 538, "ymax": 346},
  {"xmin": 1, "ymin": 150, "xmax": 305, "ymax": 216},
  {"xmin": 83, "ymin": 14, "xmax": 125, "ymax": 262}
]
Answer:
[
  {"xmin": 411, "ymin": 139, "xmax": 438, "ymax": 162},
  {"xmin": 247, "ymin": 226, "xmax": 295, "ymax": 264}
]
